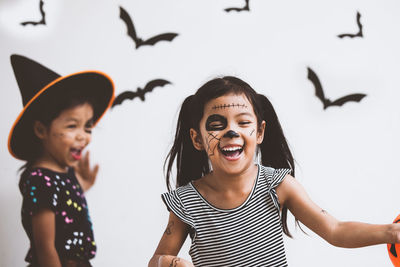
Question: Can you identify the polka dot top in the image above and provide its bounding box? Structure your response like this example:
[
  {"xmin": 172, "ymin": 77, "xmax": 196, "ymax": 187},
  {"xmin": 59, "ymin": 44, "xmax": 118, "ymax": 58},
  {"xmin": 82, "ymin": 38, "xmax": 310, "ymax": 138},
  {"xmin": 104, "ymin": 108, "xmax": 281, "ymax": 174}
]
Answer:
[{"xmin": 19, "ymin": 167, "xmax": 96, "ymax": 265}]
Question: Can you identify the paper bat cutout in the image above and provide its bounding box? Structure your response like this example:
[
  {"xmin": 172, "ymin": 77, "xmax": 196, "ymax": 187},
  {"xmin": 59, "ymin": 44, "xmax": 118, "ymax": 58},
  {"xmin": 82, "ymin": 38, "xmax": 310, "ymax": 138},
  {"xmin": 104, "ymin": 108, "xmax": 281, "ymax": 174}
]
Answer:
[
  {"xmin": 112, "ymin": 79, "xmax": 172, "ymax": 108},
  {"xmin": 337, "ymin": 11, "xmax": 363, "ymax": 39},
  {"xmin": 307, "ymin": 67, "xmax": 367, "ymax": 110},
  {"xmin": 225, "ymin": 0, "xmax": 250, "ymax": 12},
  {"xmin": 21, "ymin": 0, "xmax": 46, "ymax": 26},
  {"xmin": 119, "ymin": 6, "xmax": 178, "ymax": 49}
]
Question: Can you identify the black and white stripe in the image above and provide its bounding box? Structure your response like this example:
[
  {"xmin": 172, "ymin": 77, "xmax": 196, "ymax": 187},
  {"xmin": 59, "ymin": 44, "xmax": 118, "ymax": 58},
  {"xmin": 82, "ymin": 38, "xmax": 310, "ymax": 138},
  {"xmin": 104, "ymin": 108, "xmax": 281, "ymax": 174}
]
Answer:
[{"xmin": 162, "ymin": 165, "xmax": 291, "ymax": 267}]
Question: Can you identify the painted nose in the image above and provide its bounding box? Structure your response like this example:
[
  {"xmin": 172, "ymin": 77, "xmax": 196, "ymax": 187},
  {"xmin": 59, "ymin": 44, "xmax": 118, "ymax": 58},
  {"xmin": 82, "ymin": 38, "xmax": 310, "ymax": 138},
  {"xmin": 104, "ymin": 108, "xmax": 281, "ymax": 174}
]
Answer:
[{"xmin": 223, "ymin": 130, "xmax": 240, "ymax": 138}]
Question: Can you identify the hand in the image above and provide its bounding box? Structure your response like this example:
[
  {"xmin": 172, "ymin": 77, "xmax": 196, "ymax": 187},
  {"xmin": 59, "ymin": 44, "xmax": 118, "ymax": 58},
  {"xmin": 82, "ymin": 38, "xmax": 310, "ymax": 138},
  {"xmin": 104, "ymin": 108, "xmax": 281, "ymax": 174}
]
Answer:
[
  {"xmin": 74, "ymin": 151, "xmax": 99, "ymax": 192},
  {"xmin": 161, "ymin": 256, "xmax": 194, "ymax": 267},
  {"xmin": 149, "ymin": 255, "xmax": 194, "ymax": 267},
  {"xmin": 391, "ymin": 223, "xmax": 400, "ymax": 244}
]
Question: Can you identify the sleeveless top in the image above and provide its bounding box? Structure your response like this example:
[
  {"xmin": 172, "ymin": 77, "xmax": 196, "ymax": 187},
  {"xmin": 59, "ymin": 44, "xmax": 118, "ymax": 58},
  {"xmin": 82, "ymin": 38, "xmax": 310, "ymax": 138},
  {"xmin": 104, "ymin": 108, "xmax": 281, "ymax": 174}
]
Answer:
[{"xmin": 161, "ymin": 165, "xmax": 291, "ymax": 267}]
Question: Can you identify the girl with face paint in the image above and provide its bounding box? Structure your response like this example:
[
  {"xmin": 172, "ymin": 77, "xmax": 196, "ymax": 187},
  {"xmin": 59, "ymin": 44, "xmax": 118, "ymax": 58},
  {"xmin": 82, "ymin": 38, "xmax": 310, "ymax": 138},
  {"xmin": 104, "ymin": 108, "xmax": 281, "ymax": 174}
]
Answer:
[
  {"xmin": 8, "ymin": 55, "xmax": 114, "ymax": 267},
  {"xmin": 149, "ymin": 76, "xmax": 400, "ymax": 267}
]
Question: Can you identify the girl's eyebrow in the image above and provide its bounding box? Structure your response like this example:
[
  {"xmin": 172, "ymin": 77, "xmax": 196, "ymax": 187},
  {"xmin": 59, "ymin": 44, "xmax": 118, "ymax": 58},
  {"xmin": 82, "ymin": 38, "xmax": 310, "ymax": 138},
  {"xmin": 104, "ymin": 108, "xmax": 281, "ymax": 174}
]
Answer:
[
  {"xmin": 235, "ymin": 112, "xmax": 254, "ymax": 117},
  {"xmin": 64, "ymin": 118, "xmax": 78, "ymax": 122},
  {"xmin": 64, "ymin": 117, "xmax": 94, "ymax": 123}
]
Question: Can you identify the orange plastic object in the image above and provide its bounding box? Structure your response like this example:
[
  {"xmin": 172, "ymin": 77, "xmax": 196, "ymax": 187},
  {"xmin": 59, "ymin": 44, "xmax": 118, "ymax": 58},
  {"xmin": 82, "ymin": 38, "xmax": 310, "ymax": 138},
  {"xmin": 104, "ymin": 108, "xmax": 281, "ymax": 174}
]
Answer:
[{"xmin": 388, "ymin": 214, "xmax": 400, "ymax": 266}]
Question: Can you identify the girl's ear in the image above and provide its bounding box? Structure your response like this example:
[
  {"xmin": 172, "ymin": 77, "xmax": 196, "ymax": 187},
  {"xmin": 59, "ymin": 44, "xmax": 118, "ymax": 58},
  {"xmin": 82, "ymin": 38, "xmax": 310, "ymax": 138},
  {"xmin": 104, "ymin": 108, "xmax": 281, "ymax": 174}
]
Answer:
[
  {"xmin": 33, "ymin": 121, "xmax": 47, "ymax": 139},
  {"xmin": 190, "ymin": 128, "xmax": 204, "ymax": 151},
  {"xmin": 256, "ymin": 120, "xmax": 266, "ymax": 144}
]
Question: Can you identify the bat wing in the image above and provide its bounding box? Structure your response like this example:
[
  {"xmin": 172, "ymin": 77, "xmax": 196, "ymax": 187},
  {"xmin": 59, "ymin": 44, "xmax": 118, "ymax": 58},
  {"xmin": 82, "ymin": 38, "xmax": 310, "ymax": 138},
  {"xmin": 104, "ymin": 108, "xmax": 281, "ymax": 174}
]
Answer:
[
  {"xmin": 142, "ymin": 79, "xmax": 172, "ymax": 93},
  {"xmin": 112, "ymin": 91, "xmax": 139, "ymax": 107},
  {"xmin": 337, "ymin": 33, "xmax": 356, "ymax": 39},
  {"xmin": 142, "ymin": 33, "xmax": 178, "ymax": 46},
  {"xmin": 356, "ymin": 12, "xmax": 363, "ymax": 36},
  {"xmin": 330, "ymin": 93, "xmax": 367, "ymax": 107},
  {"xmin": 337, "ymin": 12, "xmax": 362, "ymax": 38},
  {"xmin": 307, "ymin": 67, "xmax": 326, "ymax": 104},
  {"xmin": 21, "ymin": 20, "xmax": 43, "ymax": 26},
  {"xmin": 21, "ymin": 0, "xmax": 46, "ymax": 26},
  {"xmin": 225, "ymin": 7, "xmax": 242, "ymax": 12},
  {"xmin": 112, "ymin": 80, "xmax": 171, "ymax": 107},
  {"xmin": 225, "ymin": 0, "xmax": 250, "ymax": 12},
  {"xmin": 39, "ymin": 0, "xmax": 45, "ymax": 21},
  {"xmin": 119, "ymin": 6, "xmax": 139, "ymax": 44},
  {"xmin": 356, "ymin": 12, "xmax": 362, "ymax": 30}
]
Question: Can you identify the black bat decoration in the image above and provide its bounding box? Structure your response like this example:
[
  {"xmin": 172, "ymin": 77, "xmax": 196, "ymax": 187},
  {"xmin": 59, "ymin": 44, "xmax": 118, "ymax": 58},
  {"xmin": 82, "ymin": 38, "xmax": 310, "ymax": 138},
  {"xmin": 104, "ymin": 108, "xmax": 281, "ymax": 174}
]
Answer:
[
  {"xmin": 112, "ymin": 79, "xmax": 172, "ymax": 108},
  {"xmin": 225, "ymin": 0, "xmax": 250, "ymax": 12},
  {"xmin": 307, "ymin": 67, "xmax": 367, "ymax": 110},
  {"xmin": 119, "ymin": 6, "xmax": 178, "ymax": 49},
  {"xmin": 21, "ymin": 0, "xmax": 46, "ymax": 26},
  {"xmin": 337, "ymin": 11, "xmax": 363, "ymax": 39},
  {"xmin": 389, "ymin": 219, "xmax": 400, "ymax": 258}
]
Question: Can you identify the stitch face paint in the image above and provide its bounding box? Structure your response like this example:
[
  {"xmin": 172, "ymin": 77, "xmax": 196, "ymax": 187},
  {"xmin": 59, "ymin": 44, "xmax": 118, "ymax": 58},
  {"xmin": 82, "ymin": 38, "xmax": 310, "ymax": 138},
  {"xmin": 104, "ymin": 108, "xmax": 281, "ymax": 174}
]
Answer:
[{"xmin": 212, "ymin": 103, "xmax": 248, "ymax": 110}]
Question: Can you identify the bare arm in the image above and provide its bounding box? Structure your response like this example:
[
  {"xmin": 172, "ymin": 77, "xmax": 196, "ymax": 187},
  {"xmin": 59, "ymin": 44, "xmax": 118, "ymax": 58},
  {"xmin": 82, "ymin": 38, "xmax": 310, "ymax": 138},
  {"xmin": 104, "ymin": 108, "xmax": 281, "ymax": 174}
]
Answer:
[
  {"xmin": 277, "ymin": 174, "xmax": 400, "ymax": 248},
  {"xmin": 32, "ymin": 209, "xmax": 62, "ymax": 267},
  {"xmin": 148, "ymin": 212, "xmax": 194, "ymax": 267}
]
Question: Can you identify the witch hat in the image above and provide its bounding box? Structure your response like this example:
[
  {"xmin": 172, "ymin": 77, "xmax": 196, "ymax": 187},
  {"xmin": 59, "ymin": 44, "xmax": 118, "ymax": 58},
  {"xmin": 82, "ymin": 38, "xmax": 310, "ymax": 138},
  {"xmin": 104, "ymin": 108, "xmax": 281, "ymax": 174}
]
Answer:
[{"xmin": 8, "ymin": 54, "xmax": 115, "ymax": 160}]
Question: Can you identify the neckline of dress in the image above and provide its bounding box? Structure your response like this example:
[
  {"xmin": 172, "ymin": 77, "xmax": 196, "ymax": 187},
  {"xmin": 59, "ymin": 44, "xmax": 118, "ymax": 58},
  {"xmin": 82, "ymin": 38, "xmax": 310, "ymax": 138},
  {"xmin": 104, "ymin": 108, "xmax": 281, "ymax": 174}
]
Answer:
[{"xmin": 189, "ymin": 164, "xmax": 261, "ymax": 213}]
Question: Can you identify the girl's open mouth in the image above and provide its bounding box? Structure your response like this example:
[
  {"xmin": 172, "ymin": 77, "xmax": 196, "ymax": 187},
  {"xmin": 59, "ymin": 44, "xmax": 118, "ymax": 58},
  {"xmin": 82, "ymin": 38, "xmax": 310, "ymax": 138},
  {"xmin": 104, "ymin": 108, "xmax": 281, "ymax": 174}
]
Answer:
[
  {"xmin": 219, "ymin": 145, "xmax": 243, "ymax": 161},
  {"xmin": 70, "ymin": 148, "xmax": 82, "ymax": 160}
]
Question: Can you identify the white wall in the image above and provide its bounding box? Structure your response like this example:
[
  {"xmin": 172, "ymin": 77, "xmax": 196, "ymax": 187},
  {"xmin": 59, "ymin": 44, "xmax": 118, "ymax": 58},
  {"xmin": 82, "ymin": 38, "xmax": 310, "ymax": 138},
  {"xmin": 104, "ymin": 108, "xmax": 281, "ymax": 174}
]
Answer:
[{"xmin": 1, "ymin": 0, "xmax": 399, "ymax": 266}]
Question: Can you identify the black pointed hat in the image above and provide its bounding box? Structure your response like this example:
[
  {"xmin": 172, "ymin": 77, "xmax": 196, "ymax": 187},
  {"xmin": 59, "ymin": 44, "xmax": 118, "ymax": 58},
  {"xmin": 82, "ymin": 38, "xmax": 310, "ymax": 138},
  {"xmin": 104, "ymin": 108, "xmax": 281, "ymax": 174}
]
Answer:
[{"xmin": 8, "ymin": 54, "xmax": 115, "ymax": 160}]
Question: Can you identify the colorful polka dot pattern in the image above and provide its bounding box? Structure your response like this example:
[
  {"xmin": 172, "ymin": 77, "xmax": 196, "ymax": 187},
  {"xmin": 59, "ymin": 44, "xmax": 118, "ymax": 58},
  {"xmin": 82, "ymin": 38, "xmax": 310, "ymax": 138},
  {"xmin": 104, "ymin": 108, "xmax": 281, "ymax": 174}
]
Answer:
[{"xmin": 19, "ymin": 167, "xmax": 96, "ymax": 264}]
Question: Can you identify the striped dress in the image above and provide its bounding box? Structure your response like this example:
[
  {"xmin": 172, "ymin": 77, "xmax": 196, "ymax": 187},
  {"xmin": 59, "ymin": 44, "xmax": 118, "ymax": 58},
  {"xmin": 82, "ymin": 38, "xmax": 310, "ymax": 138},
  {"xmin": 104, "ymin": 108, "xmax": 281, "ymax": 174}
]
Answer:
[{"xmin": 161, "ymin": 164, "xmax": 291, "ymax": 267}]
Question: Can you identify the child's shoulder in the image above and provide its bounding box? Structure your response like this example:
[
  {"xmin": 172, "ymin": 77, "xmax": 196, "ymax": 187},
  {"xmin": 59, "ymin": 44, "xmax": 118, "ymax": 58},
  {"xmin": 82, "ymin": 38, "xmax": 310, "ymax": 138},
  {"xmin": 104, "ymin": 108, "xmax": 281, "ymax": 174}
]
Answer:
[
  {"xmin": 162, "ymin": 182, "xmax": 198, "ymax": 207},
  {"xmin": 25, "ymin": 167, "xmax": 70, "ymax": 178},
  {"xmin": 259, "ymin": 164, "xmax": 291, "ymax": 174},
  {"xmin": 259, "ymin": 164, "xmax": 292, "ymax": 187},
  {"xmin": 166, "ymin": 182, "xmax": 193, "ymax": 195},
  {"xmin": 20, "ymin": 167, "xmax": 73, "ymax": 187}
]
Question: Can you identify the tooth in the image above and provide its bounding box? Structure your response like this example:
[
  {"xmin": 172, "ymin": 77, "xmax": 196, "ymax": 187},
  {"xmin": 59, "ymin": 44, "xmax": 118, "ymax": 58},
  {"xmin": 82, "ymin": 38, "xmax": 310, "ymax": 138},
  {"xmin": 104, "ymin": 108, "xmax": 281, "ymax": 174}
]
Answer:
[{"xmin": 222, "ymin": 146, "xmax": 241, "ymax": 152}]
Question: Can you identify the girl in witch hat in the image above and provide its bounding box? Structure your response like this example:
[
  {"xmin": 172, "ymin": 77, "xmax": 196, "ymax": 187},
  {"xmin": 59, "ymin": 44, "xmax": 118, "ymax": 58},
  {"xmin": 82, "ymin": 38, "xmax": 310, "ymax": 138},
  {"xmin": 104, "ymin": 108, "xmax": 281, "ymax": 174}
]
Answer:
[{"xmin": 8, "ymin": 54, "xmax": 114, "ymax": 267}]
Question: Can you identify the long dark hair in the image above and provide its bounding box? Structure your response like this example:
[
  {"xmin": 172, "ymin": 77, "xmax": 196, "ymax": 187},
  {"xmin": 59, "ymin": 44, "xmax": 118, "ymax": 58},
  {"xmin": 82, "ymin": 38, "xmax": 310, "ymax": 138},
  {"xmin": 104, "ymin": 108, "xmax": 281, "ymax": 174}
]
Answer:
[{"xmin": 165, "ymin": 76, "xmax": 298, "ymax": 237}]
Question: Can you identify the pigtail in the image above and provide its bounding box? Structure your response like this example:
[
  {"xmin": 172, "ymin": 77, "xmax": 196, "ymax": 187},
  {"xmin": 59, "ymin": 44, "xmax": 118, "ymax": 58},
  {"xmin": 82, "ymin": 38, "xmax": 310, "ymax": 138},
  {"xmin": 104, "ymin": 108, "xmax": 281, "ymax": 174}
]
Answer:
[
  {"xmin": 164, "ymin": 95, "xmax": 209, "ymax": 191},
  {"xmin": 257, "ymin": 94, "xmax": 294, "ymax": 171},
  {"xmin": 257, "ymin": 94, "xmax": 298, "ymax": 237}
]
